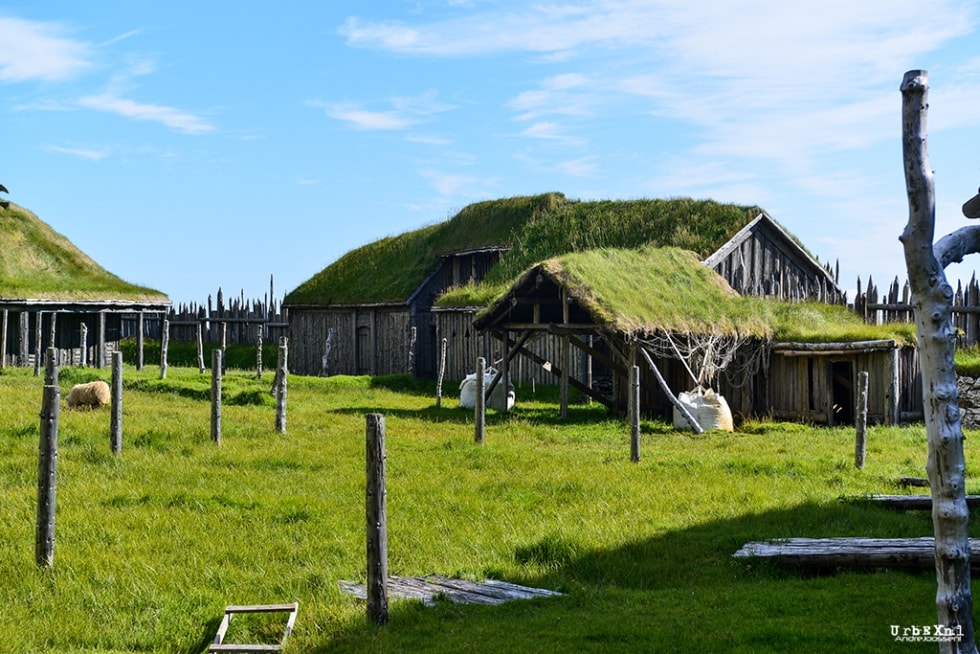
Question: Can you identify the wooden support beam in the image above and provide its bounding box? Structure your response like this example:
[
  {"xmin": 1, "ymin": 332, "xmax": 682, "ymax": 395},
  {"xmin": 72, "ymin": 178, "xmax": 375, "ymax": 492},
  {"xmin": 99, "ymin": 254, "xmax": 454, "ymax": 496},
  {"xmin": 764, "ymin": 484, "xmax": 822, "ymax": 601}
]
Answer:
[{"xmin": 512, "ymin": 341, "xmax": 614, "ymax": 409}]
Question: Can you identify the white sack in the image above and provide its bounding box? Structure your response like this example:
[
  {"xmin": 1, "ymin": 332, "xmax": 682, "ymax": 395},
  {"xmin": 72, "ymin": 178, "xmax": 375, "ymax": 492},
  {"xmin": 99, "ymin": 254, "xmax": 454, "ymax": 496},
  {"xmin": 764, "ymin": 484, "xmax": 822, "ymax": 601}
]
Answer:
[{"xmin": 672, "ymin": 387, "xmax": 734, "ymax": 432}]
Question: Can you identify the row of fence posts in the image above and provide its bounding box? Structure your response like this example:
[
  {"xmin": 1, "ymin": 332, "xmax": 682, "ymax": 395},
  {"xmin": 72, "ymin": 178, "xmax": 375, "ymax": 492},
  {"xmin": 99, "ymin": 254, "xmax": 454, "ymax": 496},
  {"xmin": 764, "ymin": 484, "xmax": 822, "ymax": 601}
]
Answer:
[
  {"xmin": 33, "ymin": 342, "xmax": 877, "ymax": 632},
  {"xmin": 32, "ymin": 335, "xmax": 289, "ymax": 570}
]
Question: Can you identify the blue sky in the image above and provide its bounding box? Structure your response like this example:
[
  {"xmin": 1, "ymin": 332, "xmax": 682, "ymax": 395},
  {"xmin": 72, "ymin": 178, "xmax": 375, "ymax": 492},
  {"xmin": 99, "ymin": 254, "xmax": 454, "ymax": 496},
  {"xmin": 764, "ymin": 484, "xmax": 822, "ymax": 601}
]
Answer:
[{"xmin": 3, "ymin": 1, "xmax": 980, "ymax": 306}]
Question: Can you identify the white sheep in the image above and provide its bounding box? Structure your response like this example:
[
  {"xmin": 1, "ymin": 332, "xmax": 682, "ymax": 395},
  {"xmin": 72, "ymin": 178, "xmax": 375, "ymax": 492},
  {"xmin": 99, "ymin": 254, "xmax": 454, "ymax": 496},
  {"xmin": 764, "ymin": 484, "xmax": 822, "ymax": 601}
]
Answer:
[{"xmin": 66, "ymin": 381, "xmax": 111, "ymax": 409}]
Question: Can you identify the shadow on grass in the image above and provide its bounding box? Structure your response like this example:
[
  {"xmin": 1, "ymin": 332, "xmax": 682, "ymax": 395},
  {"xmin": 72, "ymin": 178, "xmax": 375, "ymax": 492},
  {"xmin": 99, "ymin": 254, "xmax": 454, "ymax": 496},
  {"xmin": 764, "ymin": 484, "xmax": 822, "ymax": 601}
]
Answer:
[{"xmin": 314, "ymin": 501, "xmax": 953, "ymax": 653}]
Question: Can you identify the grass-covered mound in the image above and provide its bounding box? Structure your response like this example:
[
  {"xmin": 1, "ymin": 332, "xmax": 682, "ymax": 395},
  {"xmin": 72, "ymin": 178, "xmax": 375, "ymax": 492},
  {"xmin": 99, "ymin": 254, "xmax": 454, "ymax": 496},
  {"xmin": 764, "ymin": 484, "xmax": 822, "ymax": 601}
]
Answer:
[
  {"xmin": 0, "ymin": 202, "xmax": 167, "ymax": 301},
  {"xmin": 285, "ymin": 193, "xmax": 765, "ymax": 306}
]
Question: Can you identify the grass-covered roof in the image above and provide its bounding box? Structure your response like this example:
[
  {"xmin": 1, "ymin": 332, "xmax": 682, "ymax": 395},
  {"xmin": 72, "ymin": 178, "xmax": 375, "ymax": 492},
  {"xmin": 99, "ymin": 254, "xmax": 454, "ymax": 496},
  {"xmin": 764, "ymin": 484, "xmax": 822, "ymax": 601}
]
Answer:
[
  {"xmin": 285, "ymin": 193, "xmax": 767, "ymax": 306},
  {"xmin": 474, "ymin": 246, "xmax": 916, "ymax": 344},
  {"xmin": 0, "ymin": 203, "xmax": 168, "ymax": 302}
]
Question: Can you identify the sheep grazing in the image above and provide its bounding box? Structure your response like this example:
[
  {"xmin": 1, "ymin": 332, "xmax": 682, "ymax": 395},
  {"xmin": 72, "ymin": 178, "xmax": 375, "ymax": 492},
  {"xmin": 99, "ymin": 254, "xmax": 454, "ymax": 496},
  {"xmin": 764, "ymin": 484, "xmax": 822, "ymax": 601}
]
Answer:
[{"xmin": 66, "ymin": 381, "xmax": 111, "ymax": 409}]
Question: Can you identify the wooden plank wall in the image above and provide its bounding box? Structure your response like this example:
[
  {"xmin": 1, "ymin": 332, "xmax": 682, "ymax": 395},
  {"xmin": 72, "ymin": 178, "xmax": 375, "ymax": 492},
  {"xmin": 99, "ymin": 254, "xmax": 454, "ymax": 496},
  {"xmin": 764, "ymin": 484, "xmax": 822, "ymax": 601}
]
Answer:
[
  {"xmin": 288, "ymin": 307, "xmax": 413, "ymax": 377},
  {"xmin": 763, "ymin": 347, "xmax": 919, "ymax": 425},
  {"xmin": 709, "ymin": 231, "xmax": 843, "ymax": 304}
]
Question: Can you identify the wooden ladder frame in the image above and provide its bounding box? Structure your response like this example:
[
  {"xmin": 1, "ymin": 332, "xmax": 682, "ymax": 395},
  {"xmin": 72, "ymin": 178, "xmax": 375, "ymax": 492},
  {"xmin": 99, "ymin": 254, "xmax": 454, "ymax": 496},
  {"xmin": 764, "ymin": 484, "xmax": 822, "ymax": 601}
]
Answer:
[{"xmin": 208, "ymin": 602, "xmax": 298, "ymax": 653}]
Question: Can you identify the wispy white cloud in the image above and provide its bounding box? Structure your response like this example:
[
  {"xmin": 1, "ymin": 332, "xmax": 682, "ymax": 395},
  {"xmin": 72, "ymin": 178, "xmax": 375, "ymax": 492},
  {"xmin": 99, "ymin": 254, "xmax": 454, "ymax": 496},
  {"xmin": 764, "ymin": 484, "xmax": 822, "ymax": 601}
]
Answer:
[
  {"xmin": 78, "ymin": 92, "xmax": 214, "ymax": 134},
  {"xmin": 43, "ymin": 144, "xmax": 111, "ymax": 161},
  {"xmin": 0, "ymin": 16, "xmax": 91, "ymax": 82},
  {"xmin": 314, "ymin": 90, "xmax": 454, "ymax": 131},
  {"xmin": 519, "ymin": 121, "xmax": 584, "ymax": 145},
  {"xmin": 319, "ymin": 101, "xmax": 416, "ymax": 130},
  {"xmin": 556, "ymin": 156, "xmax": 597, "ymax": 177}
]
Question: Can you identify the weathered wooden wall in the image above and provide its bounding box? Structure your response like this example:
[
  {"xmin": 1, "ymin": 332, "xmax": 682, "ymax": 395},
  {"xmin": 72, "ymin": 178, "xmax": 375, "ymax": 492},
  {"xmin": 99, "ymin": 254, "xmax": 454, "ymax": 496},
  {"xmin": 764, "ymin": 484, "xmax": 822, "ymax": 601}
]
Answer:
[
  {"xmin": 288, "ymin": 306, "xmax": 412, "ymax": 377},
  {"xmin": 764, "ymin": 343, "xmax": 920, "ymax": 425},
  {"xmin": 705, "ymin": 216, "xmax": 844, "ymax": 304}
]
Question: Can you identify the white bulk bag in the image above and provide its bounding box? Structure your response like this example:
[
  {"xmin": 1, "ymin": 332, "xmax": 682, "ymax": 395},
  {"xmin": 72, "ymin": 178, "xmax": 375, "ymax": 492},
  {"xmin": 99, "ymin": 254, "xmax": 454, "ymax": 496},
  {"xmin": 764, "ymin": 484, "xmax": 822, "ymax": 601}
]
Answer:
[
  {"xmin": 672, "ymin": 387, "xmax": 734, "ymax": 432},
  {"xmin": 459, "ymin": 367, "xmax": 515, "ymax": 410}
]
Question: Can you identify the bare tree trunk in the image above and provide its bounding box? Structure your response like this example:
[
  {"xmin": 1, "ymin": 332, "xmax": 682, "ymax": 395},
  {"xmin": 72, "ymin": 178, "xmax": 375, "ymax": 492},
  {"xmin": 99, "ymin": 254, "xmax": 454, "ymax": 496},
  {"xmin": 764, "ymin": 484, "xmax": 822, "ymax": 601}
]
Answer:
[{"xmin": 899, "ymin": 69, "xmax": 977, "ymax": 654}]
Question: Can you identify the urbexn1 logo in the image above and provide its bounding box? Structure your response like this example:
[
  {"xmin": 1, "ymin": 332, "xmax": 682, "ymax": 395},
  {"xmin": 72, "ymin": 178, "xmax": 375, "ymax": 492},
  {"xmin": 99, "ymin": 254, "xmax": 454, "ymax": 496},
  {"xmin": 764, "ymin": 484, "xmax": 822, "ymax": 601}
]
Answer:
[{"xmin": 891, "ymin": 624, "xmax": 964, "ymax": 642}]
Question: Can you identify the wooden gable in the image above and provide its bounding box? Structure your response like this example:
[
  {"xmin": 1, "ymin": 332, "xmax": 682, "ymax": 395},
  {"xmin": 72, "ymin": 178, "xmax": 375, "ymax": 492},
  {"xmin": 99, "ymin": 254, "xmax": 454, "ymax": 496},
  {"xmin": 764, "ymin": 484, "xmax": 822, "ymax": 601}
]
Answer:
[{"xmin": 702, "ymin": 212, "xmax": 842, "ymax": 302}]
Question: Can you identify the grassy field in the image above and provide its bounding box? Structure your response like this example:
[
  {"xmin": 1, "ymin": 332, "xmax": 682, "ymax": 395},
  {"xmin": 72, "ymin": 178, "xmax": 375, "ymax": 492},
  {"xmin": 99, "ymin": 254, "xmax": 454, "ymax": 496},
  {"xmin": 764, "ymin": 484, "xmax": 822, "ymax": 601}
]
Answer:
[{"xmin": 0, "ymin": 363, "xmax": 976, "ymax": 653}]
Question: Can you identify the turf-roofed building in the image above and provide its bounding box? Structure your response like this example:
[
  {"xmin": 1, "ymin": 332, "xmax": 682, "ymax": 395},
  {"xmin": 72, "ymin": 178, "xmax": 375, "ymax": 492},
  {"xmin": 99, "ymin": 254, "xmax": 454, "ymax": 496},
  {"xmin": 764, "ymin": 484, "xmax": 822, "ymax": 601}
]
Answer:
[{"xmin": 285, "ymin": 193, "xmax": 920, "ymax": 424}]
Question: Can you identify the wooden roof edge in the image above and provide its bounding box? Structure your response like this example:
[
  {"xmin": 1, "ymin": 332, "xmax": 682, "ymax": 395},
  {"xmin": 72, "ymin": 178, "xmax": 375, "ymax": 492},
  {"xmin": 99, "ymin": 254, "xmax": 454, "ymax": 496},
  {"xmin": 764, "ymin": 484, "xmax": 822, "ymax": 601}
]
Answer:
[
  {"xmin": 283, "ymin": 301, "xmax": 408, "ymax": 310},
  {"xmin": 0, "ymin": 298, "xmax": 172, "ymax": 311},
  {"xmin": 702, "ymin": 212, "xmax": 838, "ymax": 287},
  {"xmin": 773, "ymin": 339, "xmax": 900, "ymax": 352}
]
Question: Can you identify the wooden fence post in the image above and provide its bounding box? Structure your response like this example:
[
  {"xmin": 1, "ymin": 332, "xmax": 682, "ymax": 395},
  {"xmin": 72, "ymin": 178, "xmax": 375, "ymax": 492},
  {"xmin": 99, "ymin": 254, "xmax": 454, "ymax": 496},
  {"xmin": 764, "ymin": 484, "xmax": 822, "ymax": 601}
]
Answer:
[
  {"xmin": 211, "ymin": 349, "xmax": 222, "ymax": 445},
  {"xmin": 34, "ymin": 311, "xmax": 42, "ymax": 376},
  {"xmin": 79, "ymin": 323, "xmax": 88, "ymax": 368},
  {"xmin": 97, "ymin": 311, "xmax": 106, "ymax": 369},
  {"xmin": 256, "ymin": 326, "xmax": 263, "ymax": 381},
  {"xmin": 855, "ymin": 371, "xmax": 869, "ymax": 469},
  {"xmin": 275, "ymin": 337, "xmax": 288, "ymax": 434},
  {"xmin": 630, "ymin": 365, "xmax": 641, "ymax": 462},
  {"xmin": 221, "ymin": 322, "xmax": 227, "ymax": 374},
  {"xmin": 19, "ymin": 311, "xmax": 29, "ymax": 367},
  {"xmin": 137, "ymin": 312, "xmax": 145, "ymax": 371},
  {"xmin": 197, "ymin": 323, "xmax": 205, "ymax": 373},
  {"xmin": 475, "ymin": 357, "xmax": 486, "ymax": 445},
  {"xmin": 36, "ymin": 348, "xmax": 59, "ymax": 568},
  {"xmin": 321, "ymin": 328, "xmax": 333, "ymax": 378},
  {"xmin": 365, "ymin": 413, "xmax": 389, "ymax": 626},
  {"xmin": 0, "ymin": 308, "xmax": 7, "ymax": 370},
  {"xmin": 160, "ymin": 319, "xmax": 169, "ymax": 380},
  {"xmin": 48, "ymin": 313, "xmax": 56, "ymax": 355},
  {"xmin": 436, "ymin": 337, "xmax": 447, "ymax": 408},
  {"xmin": 110, "ymin": 351, "xmax": 123, "ymax": 455}
]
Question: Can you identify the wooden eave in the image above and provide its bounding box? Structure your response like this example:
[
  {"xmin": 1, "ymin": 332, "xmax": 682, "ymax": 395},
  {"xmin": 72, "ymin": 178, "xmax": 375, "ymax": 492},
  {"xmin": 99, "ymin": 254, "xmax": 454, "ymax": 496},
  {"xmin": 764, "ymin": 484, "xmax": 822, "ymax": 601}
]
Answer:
[
  {"xmin": 283, "ymin": 301, "xmax": 407, "ymax": 311},
  {"xmin": 0, "ymin": 298, "xmax": 171, "ymax": 313}
]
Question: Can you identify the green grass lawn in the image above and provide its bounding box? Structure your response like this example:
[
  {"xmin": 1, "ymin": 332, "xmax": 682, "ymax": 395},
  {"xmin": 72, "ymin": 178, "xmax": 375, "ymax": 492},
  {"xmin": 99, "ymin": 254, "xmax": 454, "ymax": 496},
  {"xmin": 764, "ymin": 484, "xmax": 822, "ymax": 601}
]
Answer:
[{"xmin": 0, "ymin": 364, "xmax": 974, "ymax": 652}]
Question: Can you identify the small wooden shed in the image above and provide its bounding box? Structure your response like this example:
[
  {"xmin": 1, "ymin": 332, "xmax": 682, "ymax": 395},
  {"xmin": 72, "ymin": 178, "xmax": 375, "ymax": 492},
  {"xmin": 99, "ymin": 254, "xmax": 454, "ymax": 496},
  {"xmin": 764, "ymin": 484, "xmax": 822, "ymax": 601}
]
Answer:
[{"xmin": 472, "ymin": 247, "xmax": 919, "ymax": 424}]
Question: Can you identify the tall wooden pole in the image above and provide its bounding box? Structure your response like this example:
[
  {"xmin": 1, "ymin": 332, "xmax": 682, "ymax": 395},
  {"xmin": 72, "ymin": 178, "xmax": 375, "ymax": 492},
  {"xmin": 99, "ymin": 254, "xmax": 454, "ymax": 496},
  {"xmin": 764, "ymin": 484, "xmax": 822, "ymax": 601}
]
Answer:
[
  {"xmin": 36, "ymin": 348, "xmax": 59, "ymax": 568},
  {"xmin": 900, "ymin": 69, "xmax": 977, "ymax": 653},
  {"xmin": 365, "ymin": 413, "xmax": 389, "ymax": 625},
  {"xmin": 110, "ymin": 351, "xmax": 123, "ymax": 455}
]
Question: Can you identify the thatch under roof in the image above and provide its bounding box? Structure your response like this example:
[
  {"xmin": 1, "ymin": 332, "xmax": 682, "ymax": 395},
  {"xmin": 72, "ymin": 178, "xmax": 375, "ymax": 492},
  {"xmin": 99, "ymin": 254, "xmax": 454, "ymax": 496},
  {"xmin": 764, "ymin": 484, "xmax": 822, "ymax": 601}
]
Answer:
[{"xmin": 0, "ymin": 202, "xmax": 168, "ymax": 304}]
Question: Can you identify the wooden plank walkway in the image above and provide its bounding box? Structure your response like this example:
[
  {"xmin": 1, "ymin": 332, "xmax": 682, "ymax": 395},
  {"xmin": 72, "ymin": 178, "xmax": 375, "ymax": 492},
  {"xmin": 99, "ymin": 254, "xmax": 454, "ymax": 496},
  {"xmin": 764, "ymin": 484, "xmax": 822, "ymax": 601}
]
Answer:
[
  {"xmin": 339, "ymin": 575, "xmax": 562, "ymax": 606},
  {"xmin": 734, "ymin": 537, "xmax": 980, "ymax": 570}
]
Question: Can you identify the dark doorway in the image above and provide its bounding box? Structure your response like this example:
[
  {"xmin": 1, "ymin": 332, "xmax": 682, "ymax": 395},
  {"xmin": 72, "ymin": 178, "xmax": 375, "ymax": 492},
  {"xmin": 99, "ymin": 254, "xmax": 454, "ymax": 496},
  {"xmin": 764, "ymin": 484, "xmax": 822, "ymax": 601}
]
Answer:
[{"xmin": 831, "ymin": 361, "xmax": 854, "ymax": 425}]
